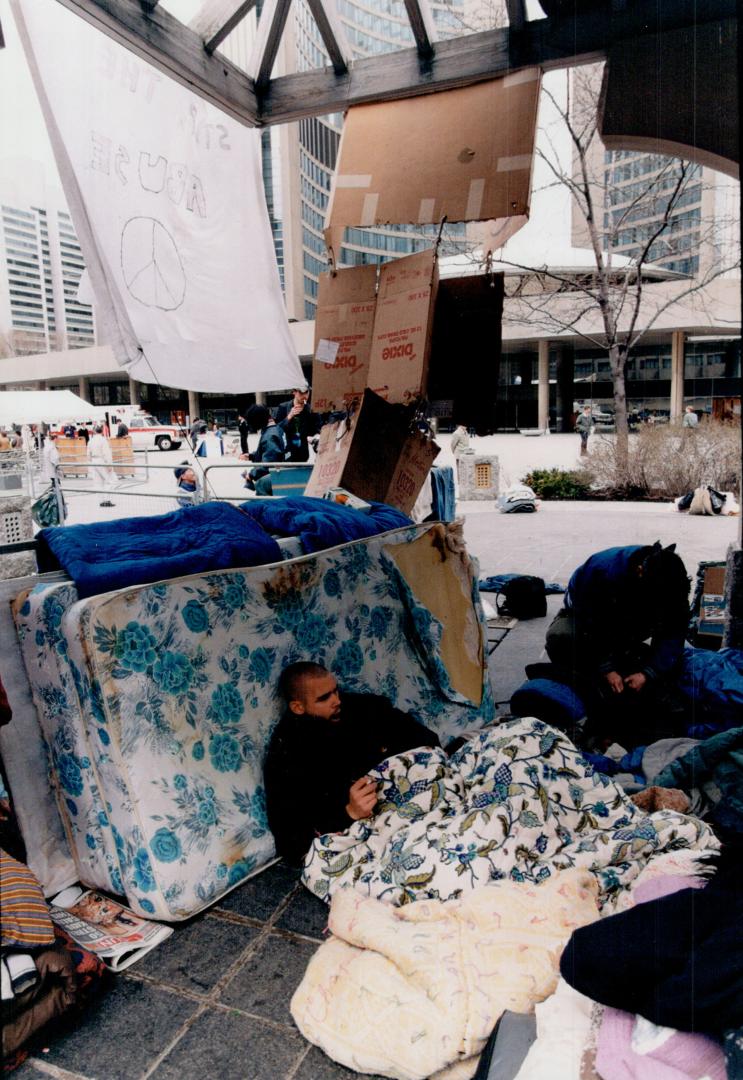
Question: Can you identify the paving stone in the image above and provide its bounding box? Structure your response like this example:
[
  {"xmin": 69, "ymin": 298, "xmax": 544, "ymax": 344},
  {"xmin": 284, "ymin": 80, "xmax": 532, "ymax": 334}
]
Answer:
[
  {"xmin": 219, "ymin": 932, "xmax": 318, "ymax": 1025},
  {"xmin": 133, "ymin": 914, "xmax": 260, "ymax": 993},
  {"xmin": 12, "ymin": 1064, "xmax": 89, "ymax": 1080},
  {"xmin": 215, "ymin": 860, "xmax": 300, "ymax": 921},
  {"xmin": 294, "ymin": 1045, "xmax": 388, "ymax": 1080},
  {"xmin": 274, "ymin": 886, "xmax": 329, "ymax": 941},
  {"xmin": 150, "ymin": 1007, "xmax": 304, "ymax": 1080},
  {"xmin": 29, "ymin": 978, "xmax": 198, "ymax": 1079}
]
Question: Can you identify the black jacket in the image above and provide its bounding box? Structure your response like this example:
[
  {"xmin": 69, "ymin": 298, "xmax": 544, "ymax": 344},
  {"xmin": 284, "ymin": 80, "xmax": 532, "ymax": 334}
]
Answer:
[
  {"xmin": 263, "ymin": 692, "xmax": 439, "ymax": 865},
  {"xmin": 274, "ymin": 400, "xmax": 322, "ymax": 462}
]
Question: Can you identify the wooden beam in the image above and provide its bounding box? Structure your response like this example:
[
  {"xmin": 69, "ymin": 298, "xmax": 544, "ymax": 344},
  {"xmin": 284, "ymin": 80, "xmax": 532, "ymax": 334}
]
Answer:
[
  {"xmin": 305, "ymin": 0, "xmax": 351, "ymax": 75},
  {"xmin": 251, "ymin": 0, "xmax": 292, "ymax": 89},
  {"xmin": 52, "ymin": 0, "xmax": 259, "ymax": 125},
  {"xmin": 402, "ymin": 0, "xmax": 437, "ymax": 59},
  {"xmin": 47, "ymin": 0, "xmax": 735, "ymax": 129},
  {"xmin": 188, "ymin": 0, "xmax": 257, "ymax": 54},
  {"xmin": 259, "ymin": 0, "xmax": 736, "ymax": 124},
  {"xmin": 504, "ymin": 0, "xmax": 526, "ymax": 31}
]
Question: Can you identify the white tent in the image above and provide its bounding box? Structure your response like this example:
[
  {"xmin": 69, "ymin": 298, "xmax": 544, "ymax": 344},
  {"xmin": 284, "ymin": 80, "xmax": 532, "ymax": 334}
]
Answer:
[{"xmin": 0, "ymin": 390, "xmax": 107, "ymax": 427}]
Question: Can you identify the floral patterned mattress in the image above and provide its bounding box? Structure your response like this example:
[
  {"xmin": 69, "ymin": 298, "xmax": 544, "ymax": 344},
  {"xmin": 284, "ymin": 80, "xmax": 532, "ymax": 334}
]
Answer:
[{"xmin": 13, "ymin": 523, "xmax": 494, "ymax": 920}]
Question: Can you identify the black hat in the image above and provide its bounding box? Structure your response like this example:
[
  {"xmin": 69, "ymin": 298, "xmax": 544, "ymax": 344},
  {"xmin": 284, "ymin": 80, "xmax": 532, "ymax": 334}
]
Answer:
[
  {"xmin": 174, "ymin": 461, "xmax": 190, "ymax": 480},
  {"xmin": 246, "ymin": 404, "xmax": 270, "ymax": 430}
]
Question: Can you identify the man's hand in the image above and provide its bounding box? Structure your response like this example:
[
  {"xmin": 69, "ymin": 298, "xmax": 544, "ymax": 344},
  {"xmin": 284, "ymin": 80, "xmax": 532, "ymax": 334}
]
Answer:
[
  {"xmin": 346, "ymin": 776, "xmax": 378, "ymax": 821},
  {"xmin": 288, "ymin": 403, "xmax": 304, "ymax": 420},
  {"xmin": 604, "ymin": 670, "xmax": 624, "ymax": 694},
  {"xmin": 624, "ymin": 672, "xmax": 647, "ymax": 692}
]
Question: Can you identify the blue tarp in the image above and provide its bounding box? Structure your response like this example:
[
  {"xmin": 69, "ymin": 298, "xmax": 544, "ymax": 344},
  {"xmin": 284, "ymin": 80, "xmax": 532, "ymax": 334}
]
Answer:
[
  {"xmin": 239, "ymin": 495, "xmax": 411, "ymax": 554},
  {"xmin": 37, "ymin": 502, "xmax": 282, "ymax": 599}
]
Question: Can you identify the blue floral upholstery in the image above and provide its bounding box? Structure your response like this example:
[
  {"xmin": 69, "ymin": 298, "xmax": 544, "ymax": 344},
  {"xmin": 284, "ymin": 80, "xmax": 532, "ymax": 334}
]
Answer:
[
  {"xmin": 15, "ymin": 524, "xmax": 493, "ymax": 920},
  {"xmin": 13, "ymin": 584, "xmax": 119, "ymax": 893}
]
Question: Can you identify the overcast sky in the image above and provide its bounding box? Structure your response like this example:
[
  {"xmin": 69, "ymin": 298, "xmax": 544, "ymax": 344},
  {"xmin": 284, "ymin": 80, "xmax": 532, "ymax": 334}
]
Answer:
[{"xmin": 0, "ymin": 0, "xmax": 199, "ymax": 178}]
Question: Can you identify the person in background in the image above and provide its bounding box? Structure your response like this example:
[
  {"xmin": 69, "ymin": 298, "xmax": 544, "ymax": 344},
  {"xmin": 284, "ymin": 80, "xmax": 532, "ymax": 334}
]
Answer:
[
  {"xmin": 450, "ymin": 424, "xmax": 470, "ymax": 455},
  {"xmin": 173, "ymin": 462, "xmax": 200, "ymax": 508},
  {"xmin": 0, "ymin": 429, "xmax": 11, "ymax": 452},
  {"xmin": 87, "ymin": 425, "xmax": 116, "ymax": 507},
  {"xmin": 575, "ymin": 406, "xmax": 593, "ymax": 456},
  {"xmin": 189, "ymin": 417, "xmax": 205, "ymax": 450},
  {"xmin": 237, "ymin": 413, "xmax": 250, "ymax": 455},
  {"xmin": 40, "ymin": 431, "xmax": 59, "ymax": 483},
  {"xmin": 682, "ymin": 406, "xmax": 699, "ymax": 429},
  {"xmin": 116, "ymin": 419, "xmax": 129, "ymax": 438},
  {"xmin": 242, "ymin": 404, "xmax": 286, "ymax": 496},
  {"xmin": 275, "ymin": 385, "xmax": 322, "ymax": 462},
  {"xmin": 77, "ymin": 424, "xmax": 90, "ymax": 444}
]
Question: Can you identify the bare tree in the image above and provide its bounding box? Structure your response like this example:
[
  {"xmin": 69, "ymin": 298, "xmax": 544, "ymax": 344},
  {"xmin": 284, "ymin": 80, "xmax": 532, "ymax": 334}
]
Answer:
[{"xmin": 495, "ymin": 65, "xmax": 740, "ymax": 469}]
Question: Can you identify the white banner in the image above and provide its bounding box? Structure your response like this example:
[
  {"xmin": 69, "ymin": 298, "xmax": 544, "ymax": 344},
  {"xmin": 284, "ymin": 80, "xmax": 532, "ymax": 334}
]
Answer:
[{"xmin": 12, "ymin": 0, "xmax": 304, "ymax": 394}]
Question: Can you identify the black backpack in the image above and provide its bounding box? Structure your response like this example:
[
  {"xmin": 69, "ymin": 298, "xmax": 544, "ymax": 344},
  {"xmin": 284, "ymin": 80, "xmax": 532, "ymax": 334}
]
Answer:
[{"xmin": 497, "ymin": 575, "xmax": 547, "ymax": 619}]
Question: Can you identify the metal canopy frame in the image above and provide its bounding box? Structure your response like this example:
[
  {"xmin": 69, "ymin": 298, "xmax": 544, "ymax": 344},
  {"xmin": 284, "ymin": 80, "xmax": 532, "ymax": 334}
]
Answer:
[{"xmin": 18, "ymin": 0, "xmax": 734, "ymax": 128}]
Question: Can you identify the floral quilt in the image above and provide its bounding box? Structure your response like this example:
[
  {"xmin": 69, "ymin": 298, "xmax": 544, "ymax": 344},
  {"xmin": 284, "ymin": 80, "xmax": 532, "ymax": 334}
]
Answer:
[
  {"xmin": 14, "ymin": 523, "xmax": 492, "ymax": 920},
  {"xmin": 302, "ymin": 718, "xmax": 716, "ymax": 908}
]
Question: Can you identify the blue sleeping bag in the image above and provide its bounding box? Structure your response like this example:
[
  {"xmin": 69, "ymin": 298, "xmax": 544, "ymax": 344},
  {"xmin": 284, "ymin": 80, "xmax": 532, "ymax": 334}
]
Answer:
[
  {"xmin": 680, "ymin": 646, "xmax": 743, "ymax": 737},
  {"xmin": 37, "ymin": 502, "xmax": 282, "ymax": 598},
  {"xmin": 239, "ymin": 495, "xmax": 412, "ymax": 554}
]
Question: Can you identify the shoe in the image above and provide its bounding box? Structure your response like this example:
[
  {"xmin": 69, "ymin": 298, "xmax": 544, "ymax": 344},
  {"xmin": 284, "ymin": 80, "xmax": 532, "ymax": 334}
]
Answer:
[{"xmin": 99, "ymin": 500, "xmax": 116, "ymax": 507}]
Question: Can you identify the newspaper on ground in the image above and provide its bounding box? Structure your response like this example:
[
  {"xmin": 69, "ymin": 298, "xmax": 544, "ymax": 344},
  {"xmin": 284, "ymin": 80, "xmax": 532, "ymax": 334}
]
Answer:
[{"xmin": 49, "ymin": 886, "xmax": 172, "ymax": 972}]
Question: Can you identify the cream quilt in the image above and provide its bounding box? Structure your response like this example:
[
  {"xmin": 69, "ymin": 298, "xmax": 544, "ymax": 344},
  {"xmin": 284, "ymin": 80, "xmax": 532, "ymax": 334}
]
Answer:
[{"xmin": 291, "ymin": 869, "xmax": 600, "ymax": 1080}]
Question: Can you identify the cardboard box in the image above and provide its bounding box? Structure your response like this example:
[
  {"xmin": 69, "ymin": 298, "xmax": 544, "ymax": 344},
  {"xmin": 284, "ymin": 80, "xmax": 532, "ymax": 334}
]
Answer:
[
  {"xmin": 311, "ymin": 265, "xmax": 378, "ymax": 413},
  {"xmin": 324, "ymin": 72, "xmax": 541, "ymax": 255},
  {"xmin": 305, "ymin": 388, "xmax": 439, "ymax": 514},
  {"xmin": 367, "ymin": 248, "xmax": 439, "ymax": 406}
]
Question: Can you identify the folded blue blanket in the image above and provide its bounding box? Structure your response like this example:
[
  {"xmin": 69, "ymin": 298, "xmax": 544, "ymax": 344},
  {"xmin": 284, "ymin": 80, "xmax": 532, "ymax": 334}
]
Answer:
[
  {"xmin": 37, "ymin": 502, "xmax": 282, "ymax": 598},
  {"xmin": 239, "ymin": 495, "xmax": 412, "ymax": 554}
]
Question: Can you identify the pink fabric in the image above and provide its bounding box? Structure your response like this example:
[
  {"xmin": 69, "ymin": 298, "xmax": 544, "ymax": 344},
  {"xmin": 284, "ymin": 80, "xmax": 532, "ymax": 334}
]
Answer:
[
  {"xmin": 633, "ymin": 875, "xmax": 702, "ymax": 905},
  {"xmin": 596, "ymin": 1008, "xmax": 726, "ymax": 1080}
]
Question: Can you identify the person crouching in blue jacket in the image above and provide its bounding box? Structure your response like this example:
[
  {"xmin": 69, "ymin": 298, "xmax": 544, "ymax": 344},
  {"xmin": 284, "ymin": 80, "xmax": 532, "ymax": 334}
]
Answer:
[
  {"xmin": 545, "ymin": 542, "xmax": 690, "ymax": 745},
  {"xmin": 241, "ymin": 404, "xmax": 286, "ymax": 497}
]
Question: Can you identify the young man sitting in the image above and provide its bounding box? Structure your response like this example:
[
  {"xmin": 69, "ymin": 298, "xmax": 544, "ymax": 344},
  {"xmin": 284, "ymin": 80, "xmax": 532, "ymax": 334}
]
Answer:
[{"xmin": 263, "ymin": 662, "xmax": 440, "ymax": 866}]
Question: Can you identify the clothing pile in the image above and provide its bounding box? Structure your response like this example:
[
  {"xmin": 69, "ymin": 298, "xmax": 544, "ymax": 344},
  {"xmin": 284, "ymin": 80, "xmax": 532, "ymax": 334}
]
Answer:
[{"xmin": 1, "ymin": 849, "xmax": 107, "ymax": 1070}]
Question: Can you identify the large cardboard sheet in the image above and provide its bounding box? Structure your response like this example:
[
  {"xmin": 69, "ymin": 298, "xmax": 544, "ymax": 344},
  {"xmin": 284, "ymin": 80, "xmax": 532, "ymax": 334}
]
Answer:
[
  {"xmin": 367, "ymin": 249, "xmax": 439, "ymax": 406},
  {"xmin": 312, "ymin": 265, "xmax": 378, "ymax": 413},
  {"xmin": 325, "ymin": 73, "xmax": 541, "ymax": 252}
]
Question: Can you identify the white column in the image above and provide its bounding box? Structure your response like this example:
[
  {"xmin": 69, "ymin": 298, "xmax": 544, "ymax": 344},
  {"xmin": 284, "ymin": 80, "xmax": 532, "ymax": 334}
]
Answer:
[
  {"xmin": 187, "ymin": 390, "xmax": 200, "ymax": 424},
  {"xmin": 78, "ymin": 375, "xmax": 90, "ymax": 402},
  {"xmin": 670, "ymin": 331, "xmax": 685, "ymax": 421},
  {"xmin": 128, "ymin": 377, "xmax": 141, "ymax": 405},
  {"xmin": 537, "ymin": 340, "xmax": 549, "ymax": 432}
]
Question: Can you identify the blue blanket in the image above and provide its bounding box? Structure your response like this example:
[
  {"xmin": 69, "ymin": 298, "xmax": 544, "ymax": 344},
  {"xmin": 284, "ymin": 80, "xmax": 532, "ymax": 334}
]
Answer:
[
  {"xmin": 680, "ymin": 646, "xmax": 743, "ymax": 738},
  {"xmin": 239, "ymin": 495, "xmax": 412, "ymax": 554},
  {"xmin": 37, "ymin": 502, "xmax": 282, "ymax": 598}
]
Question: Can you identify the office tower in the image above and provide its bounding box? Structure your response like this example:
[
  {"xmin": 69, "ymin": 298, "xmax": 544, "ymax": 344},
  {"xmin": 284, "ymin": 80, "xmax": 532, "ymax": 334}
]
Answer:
[{"xmin": 0, "ymin": 160, "xmax": 96, "ymax": 356}]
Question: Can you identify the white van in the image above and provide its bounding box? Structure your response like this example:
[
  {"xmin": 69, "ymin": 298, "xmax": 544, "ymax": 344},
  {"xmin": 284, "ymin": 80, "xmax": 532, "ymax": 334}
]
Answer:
[{"xmin": 109, "ymin": 409, "xmax": 184, "ymax": 451}]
